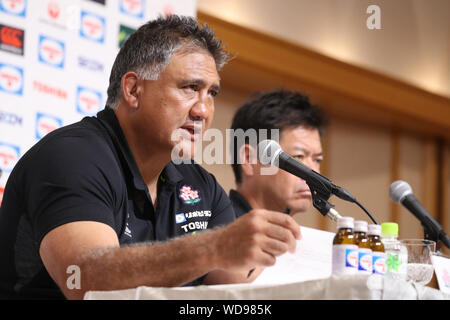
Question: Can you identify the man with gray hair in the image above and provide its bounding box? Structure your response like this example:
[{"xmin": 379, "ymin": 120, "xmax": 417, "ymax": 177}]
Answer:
[{"xmin": 0, "ymin": 16, "xmax": 300, "ymax": 300}]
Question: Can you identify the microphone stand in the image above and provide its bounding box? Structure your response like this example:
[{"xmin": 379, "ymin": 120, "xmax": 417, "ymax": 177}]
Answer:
[
  {"xmin": 423, "ymin": 225, "xmax": 438, "ymax": 244},
  {"xmin": 306, "ymin": 178, "xmax": 378, "ymax": 225},
  {"xmin": 307, "ymin": 179, "xmax": 340, "ymax": 222},
  {"xmin": 422, "ymin": 223, "xmax": 450, "ymax": 250},
  {"xmin": 312, "ymin": 195, "xmax": 341, "ymax": 222}
]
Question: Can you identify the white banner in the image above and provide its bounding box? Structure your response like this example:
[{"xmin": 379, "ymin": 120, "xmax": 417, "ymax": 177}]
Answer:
[{"xmin": 0, "ymin": 0, "xmax": 197, "ymax": 203}]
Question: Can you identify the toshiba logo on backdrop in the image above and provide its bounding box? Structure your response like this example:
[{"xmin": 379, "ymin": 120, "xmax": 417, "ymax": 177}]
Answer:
[{"xmin": 32, "ymin": 80, "xmax": 67, "ymax": 100}]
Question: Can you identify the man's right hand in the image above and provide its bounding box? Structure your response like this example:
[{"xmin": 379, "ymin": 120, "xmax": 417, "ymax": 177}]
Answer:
[{"xmin": 213, "ymin": 209, "xmax": 301, "ymax": 272}]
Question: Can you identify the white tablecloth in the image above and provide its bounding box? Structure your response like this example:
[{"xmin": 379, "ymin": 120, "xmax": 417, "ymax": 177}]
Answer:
[{"xmin": 84, "ymin": 274, "xmax": 450, "ymax": 300}]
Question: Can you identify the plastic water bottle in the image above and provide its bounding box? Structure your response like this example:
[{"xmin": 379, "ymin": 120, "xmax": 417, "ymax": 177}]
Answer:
[
  {"xmin": 381, "ymin": 222, "xmax": 408, "ymax": 280},
  {"xmin": 368, "ymin": 224, "xmax": 386, "ymax": 275},
  {"xmin": 332, "ymin": 217, "xmax": 359, "ymax": 275},
  {"xmin": 354, "ymin": 220, "xmax": 373, "ymax": 274}
]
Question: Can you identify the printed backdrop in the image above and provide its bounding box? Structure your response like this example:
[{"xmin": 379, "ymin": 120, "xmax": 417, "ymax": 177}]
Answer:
[{"xmin": 0, "ymin": 0, "xmax": 197, "ymax": 204}]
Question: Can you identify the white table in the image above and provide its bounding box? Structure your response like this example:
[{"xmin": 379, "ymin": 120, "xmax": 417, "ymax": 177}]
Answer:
[{"xmin": 84, "ymin": 274, "xmax": 450, "ymax": 300}]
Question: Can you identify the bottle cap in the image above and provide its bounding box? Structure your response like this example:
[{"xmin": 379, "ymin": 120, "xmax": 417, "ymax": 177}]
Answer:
[
  {"xmin": 354, "ymin": 220, "xmax": 368, "ymax": 232},
  {"xmin": 368, "ymin": 224, "xmax": 381, "ymax": 236},
  {"xmin": 337, "ymin": 216, "xmax": 354, "ymax": 229},
  {"xmin": 381, "ymin": 222, "xmax": 399, "ymax": 236}
]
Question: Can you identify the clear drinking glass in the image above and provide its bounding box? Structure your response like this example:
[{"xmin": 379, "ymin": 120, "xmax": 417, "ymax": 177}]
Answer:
[{"xmin": 400, "ymin": 239, "xmax": 436, "ymax": 286}]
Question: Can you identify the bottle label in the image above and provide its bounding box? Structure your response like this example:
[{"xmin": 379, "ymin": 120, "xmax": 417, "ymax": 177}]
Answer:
[
  {"xmin": 346, "ymin": 248, "xmax": 359, "ymax": 268},
  {"xmin": 372, "ymin": 252, "xmax": 386, "ymax": 275},
  {"xmin": 332, "ymin": 244, "xmax": 358, "ymax": 275},
  {"xmin": 385, "ymin": 251, "xmax": 408, "ymax": 279},
  {"xmin": 382, "ymin": 239, "xmax": 408, "ymax": 279},
  {"xmin": 358, "ymin": 248, "xmax": 373, "ymax": 274}
]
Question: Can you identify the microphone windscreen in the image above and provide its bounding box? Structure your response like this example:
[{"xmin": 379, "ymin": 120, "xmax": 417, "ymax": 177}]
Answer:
[
  {"xmin": 389, "ymin": 180, "xmax": 413, "ymax": 203},
  {"xmin": 257, "ymin": 139, "xmax": 282, "ymax": 166}
]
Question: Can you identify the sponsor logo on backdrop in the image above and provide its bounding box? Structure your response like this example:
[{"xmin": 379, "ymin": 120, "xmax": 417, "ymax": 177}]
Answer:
[
  {"xmin": 0, "ymin": 24, "xmax": 24, "ymax": 55},
  {"xmin": 35, "ymin": 112, "xmax": 62, "ymax": 139},
  {"xmin": 0, "ymin": 141, "xmax": 20, "ymax": 172},
  {"xmin": 119, "ymin": 0, "xmax": 145, "ymax": 19},
  {"xmin": 0, "ymin": 110, "xmax": 22, "ymax": 126},
  {"xmin": 47, "ymin": 0, "xmax": 60, "ymax": 19},
  {"xmin": 118, "ymin": 24, "xmax": 135, "ymax": 48},
  {"xmin": 39, "ymin": 0, "xmax": 67, "ymax": 30},
  {"xmin": 77, "ymin": 56, "xmax": 103, "ymax": 72},
  {"xmin": 38, "ymin": 35, "xmax": 65, "ymax": 69},
  {"xmin": 76, "ymin": 86, "xmax": 102, "ymax": 115},
  {"xmin": 0, "ymin": 0, "xmax": 26, "ymax": 17},
  {"xmin": 0, "ymin": 63, "xmax": 23, "ymax": 95},
  {"xmin": 80, "ymin": 10, "xmax": 105, "ymax": 43},
  {"xmin": 33, "ymin": 80, "xmax": 68, "ymax": 100}
]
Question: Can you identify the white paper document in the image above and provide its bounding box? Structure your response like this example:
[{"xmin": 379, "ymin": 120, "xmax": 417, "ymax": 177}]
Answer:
[{"xmin": 253, "ymin": 226, "xmax": 334, "ymax": 285}]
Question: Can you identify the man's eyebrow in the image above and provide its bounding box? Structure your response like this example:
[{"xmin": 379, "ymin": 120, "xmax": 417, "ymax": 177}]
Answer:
[
  {"xmin": 211, "ymin": 83, "xmax": 221, "ymax": 93},
  {"xmin": 179, "ymin": 79, "xmax": 221, "ymax": 92},
  {"xmin": 291, "ymin": 146, "xmax": 323, "ymax": 156}
]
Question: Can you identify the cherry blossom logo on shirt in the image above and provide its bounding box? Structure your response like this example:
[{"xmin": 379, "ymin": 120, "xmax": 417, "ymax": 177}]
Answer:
[{"xmin": 179, "ymin": 185, "xmax": 201, "ymax": 205}]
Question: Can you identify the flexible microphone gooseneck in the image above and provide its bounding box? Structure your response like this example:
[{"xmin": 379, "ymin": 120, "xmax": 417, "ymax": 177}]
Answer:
[{"xmin": 258, "ymin": 140, "xmax": 378, "ymax": 224}]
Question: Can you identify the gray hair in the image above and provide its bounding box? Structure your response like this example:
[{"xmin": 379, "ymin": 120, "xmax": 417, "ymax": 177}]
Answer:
[{"xmin": 106, "ymin": 15, "xmax": 229, "ymax": 109}]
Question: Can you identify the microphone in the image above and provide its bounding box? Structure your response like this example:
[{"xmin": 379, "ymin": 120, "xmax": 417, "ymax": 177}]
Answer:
[
  {"xmin": 389, "ymin": 180, "xmax": 450, "ymax": 249},
  {"xmin": 258, "ymin": 139, "xmax": 355, "ymax": 201},
  {"xmin": 257, "ymin": 139, "xmax": 354, "ymax": 222}
]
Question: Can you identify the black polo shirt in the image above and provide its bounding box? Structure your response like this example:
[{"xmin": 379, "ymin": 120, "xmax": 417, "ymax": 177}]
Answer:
[
  {"xmin": 229, "ymin": 189, "xmax": 253, "ymax": 218},
  {"xmin": 0, "ymin": 107, "xmax": 235, "ymax": 299},
  {"xmin": 229, "ymin": 189, "xmax": 291, "ymax": 218}
]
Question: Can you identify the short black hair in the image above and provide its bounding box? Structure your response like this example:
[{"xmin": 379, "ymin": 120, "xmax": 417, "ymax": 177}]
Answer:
[{"xmin": 230, "ymin": 89, "xmax": 328, "ymax": 184}]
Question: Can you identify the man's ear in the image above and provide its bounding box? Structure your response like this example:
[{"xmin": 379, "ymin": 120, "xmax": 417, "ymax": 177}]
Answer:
[
  {"xmin": 239, "ymin": 144, "xmax": 258, "ymax": 177},
  {"xmin": 120, "ymin": 72, "xmax": 141, "ymax": 109}
]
